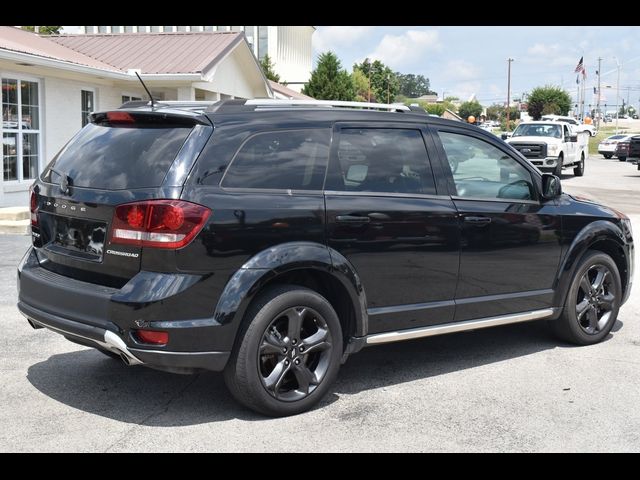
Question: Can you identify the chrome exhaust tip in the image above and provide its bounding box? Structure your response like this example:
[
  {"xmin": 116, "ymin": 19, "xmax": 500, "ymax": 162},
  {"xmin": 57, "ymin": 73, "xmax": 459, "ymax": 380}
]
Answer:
[{"xmin": 103, "ymin": 330, "xmax": 143, "ymax": 366}]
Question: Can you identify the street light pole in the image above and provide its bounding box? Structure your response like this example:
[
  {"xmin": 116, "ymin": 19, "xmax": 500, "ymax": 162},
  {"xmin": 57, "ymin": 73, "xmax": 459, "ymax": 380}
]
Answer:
[
  {"xmin": 596, "ymin": 57, "xmax": 602, "ymax": 130},
  {"xmin": 506, "ymin": 58, "xmax": 514, "ymax": 131},
  {"xmin": 614, "ymin": 57, "xmax": 621, "ymax": 134}
]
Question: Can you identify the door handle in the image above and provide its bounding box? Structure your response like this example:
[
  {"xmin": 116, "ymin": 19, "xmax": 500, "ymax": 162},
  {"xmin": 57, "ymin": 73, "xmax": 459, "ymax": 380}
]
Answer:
[
  {"xmin": 336, "ymin": 215, "xmax": 371, "ymax": 224},
  {"xmin": 463, "ymin": 216, "xmax": 492, "ymax": 225}
]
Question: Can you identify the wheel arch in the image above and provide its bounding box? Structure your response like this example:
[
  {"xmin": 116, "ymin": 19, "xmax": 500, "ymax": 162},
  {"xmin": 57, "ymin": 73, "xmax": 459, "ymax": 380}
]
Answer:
[
  {"xmin": 554, "ymin": 220, "xmax": 630, "ymax": 309},
  {"xmin": 213, "ymin": 242, "xmax": 368, "ymax": 351}
]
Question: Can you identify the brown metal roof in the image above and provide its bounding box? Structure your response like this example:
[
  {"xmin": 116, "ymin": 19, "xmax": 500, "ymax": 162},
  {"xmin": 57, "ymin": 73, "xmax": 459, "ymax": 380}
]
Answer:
[
  {"xmin": 0, "ymin": 26, "xmax": 122, "ymax": 71},
  {"xmin": 269, "ymin": 80, "xmax": 313, "ymax": 100},
  {"xmin": 49, "ymin": 32, "xmax": 244, "ymax": 74}
]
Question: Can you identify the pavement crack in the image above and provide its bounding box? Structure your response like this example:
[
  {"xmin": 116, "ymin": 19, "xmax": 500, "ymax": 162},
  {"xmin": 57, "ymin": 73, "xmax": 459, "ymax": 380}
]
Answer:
[{"xmin": 102, "ymin": 374, "xmax": 200, "ymax": 452}]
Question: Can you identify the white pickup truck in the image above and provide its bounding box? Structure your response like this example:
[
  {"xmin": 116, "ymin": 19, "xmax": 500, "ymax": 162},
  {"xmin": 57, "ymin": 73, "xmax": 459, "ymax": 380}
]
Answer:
[{"xmin": 504, "ymin": 121, "xmax": 588, "ymax": 177}]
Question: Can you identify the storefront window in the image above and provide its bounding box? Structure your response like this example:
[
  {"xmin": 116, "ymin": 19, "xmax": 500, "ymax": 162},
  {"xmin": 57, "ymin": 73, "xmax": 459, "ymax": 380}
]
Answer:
[{"xmin": 2, "ymin": 77, "xmax": 40, "ymax": 181}]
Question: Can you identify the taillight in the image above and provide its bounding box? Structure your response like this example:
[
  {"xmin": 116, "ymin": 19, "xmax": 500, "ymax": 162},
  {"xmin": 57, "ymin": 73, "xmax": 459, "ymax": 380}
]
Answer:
[
  {"xmin": 133, "ymin": 330, "xmax": 169, "ymax": 345},
  {"xmin": 110, "ymin": 200, "xmax": 210, "ymax": 249},
  {"xmin": 106, "ymin": 111, "xmax": 135, "ymax": 124},
  {"xmin": 29, "ymin": 186, "xmax": 38, "ymax": 227}
]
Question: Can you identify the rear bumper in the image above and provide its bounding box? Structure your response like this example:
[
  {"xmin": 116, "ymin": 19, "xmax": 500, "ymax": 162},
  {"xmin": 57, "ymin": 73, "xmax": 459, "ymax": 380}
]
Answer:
[
  {"xmin": 18, "ymin": 302, "xmax": 229, "ymax": 371},
  {"xmin": 17, "ymin": 247, "xmax": 232, "ymax": 372}
]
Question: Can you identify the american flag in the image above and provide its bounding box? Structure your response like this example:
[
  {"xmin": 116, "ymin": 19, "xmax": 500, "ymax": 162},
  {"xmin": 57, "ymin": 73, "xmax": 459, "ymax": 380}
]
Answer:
[{"xmin": 574, "ymin": 56, "xmax": 586, "ymax": 78}]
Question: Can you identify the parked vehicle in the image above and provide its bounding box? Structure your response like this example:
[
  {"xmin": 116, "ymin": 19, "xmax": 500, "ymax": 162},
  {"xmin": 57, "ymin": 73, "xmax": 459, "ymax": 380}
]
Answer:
[
  {"xmin": 541, "ymin": 114, "xmax": 597, "ymax": 137},
  {"xmin": 627, "ymin": 135, "xmax": 640, "ymax": 169},
  {"xmin": 506, "ymin": 121, "xmax": 587, "ymax": 176},
  {"xmin": 598, "ymin": 134, "xmax": 631, "ymax": 159},
  {"xmin": 615, "ymin": 139, "xmax": 630, "ymax": 161},
  {"xmin": 18, "ymin": 99, "xmax": 634, "ymax": 416}
]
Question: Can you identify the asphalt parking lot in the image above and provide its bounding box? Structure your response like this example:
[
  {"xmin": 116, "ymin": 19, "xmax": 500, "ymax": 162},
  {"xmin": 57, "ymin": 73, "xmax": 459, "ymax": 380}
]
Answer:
[{"xmin": 1, "ymin": 154, "xmax": 639, "ymax": 452}]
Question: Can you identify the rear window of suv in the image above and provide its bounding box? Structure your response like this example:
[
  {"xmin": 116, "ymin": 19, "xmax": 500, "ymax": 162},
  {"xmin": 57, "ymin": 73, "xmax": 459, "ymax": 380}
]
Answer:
[
  {"xmin": 46, "ymin": 123, "xmax": 192, "ymax": 190},
  {"xmin": 221, "ymin": 129, "xmax": 330, "ymax": 190}
]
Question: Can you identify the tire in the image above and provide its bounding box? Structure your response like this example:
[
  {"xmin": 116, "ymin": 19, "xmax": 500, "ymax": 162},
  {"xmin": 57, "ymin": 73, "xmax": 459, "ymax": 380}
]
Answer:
[
  {"xmin": 573, "ymin": 153, "xmax": 585, "ymax": 176},
  {"xmin": 619, "ymin": 156, "xmax": 627, "ymax": 162},
  {"xmin": 552, "ymin": 250, "xmax": 621, "ymax": 345},
  {"xmin": 603, "ymin": 154, "xmax": 612, "ymax": 159},
  {"xmin": 224, "ymin": 285, "xmax": 343, "ymax": 416},
  {"xmin": 554, "ymin": 155, "xmax": 563, "ymax": 177}
]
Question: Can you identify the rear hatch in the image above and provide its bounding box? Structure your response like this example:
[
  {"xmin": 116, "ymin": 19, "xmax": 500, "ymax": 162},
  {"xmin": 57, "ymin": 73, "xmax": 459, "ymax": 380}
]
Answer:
[{"xmin": 31, "ymin": 109, "xmax": 212, "ymax": 287}]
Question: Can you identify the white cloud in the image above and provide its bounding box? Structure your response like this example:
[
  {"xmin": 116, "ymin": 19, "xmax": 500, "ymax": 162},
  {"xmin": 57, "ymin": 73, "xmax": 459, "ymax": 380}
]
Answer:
[
  {"xmin": 366, "ymin": 30, "xmax": 441, "ymax": 68},
  {"xmin": 528, "ymin": 43, "xmax": 560, "ymax": 56},
  {"xmin": 313, "ymin": 26, "xmax": 375, "ymax": 53},
  {"xmin": 451, "ymin": 81, "xmax": 482, "ymax": 102},
  {"xmin": 443, "ymin": 60, "xmax": 480, "ymax": 81}
]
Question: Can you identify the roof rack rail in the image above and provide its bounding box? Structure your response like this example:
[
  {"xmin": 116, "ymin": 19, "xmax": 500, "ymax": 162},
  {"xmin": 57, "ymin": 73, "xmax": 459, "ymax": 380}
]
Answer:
[{"xmin": 244, "ymin": 99, "xmax": 412, "ymax": 112}]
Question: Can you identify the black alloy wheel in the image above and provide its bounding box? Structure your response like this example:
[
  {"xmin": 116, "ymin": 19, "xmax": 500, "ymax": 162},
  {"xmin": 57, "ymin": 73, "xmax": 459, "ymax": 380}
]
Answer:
[
  {"xmin": 224, "ymin": 285, "xmax": 343, "ymax": 416},
  {"xmin": 258, "ymin": 306, "xmax": 333, "ymax": 401},
  {"xmin": 574, "ymin": 264, "xmax": 616, "ymax": 335},
  {"xmin": 552, "ymin": 250, "xmax": 621, "ymax": 345}
]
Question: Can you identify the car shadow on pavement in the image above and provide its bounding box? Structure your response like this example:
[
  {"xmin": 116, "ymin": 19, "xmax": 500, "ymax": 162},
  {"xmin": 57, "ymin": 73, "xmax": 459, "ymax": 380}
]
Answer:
[{"xmin": 26, "ymin": 319, "xmax": 624, "ymax": 425}]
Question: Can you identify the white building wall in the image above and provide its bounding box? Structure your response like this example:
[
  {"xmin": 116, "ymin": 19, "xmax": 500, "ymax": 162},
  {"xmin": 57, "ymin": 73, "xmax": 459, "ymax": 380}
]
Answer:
[{"xmin": 274, "ymin": 26, "xmax": 313, "ymax": 92}]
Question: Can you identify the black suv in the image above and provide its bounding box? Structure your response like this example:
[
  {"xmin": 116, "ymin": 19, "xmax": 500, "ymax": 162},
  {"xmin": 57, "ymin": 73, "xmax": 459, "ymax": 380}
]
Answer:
[{"xmin": 18, "ymin": 99, "xmax": 634, "ymax": 416}]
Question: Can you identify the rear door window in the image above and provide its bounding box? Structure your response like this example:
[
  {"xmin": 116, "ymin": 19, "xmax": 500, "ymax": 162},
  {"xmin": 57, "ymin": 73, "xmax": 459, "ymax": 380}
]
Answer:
[
  {"xmin": 47, "ymin": 123, "xmax": 192, "ymax": 190},
  {"xmin": 327, "ymin": 128, "xmax": 436, "ymax": 195},
  {"xmin": 221, "ymin": 129, "xmax": 330, "ymax": 190}
]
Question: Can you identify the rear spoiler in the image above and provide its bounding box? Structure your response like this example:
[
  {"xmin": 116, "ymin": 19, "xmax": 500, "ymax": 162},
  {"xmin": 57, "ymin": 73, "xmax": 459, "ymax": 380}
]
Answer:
[{"xmin": 90, "ymin": 109, "xmax": 211, "ymax": 127}]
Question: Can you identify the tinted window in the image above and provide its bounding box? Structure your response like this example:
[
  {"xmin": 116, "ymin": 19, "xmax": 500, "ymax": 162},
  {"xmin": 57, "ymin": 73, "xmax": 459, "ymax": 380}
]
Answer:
[
  {"xmin": 439, "ymin": 131, "xmax": 534, "ymax": 201},
  {"xmin": 47, "ymin": 123, "xmax": 191, "ymax": 190},
  {"xmin": 330, "ymin": 128, "xmax": 435, "ymax": 195},
  {"xmin": 222, "ymin": 129, "xmax": 330, "ymax": 190}
]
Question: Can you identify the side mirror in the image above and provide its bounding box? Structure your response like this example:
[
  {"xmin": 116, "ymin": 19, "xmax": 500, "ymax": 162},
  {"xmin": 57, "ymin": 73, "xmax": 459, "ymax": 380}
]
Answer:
[
  {"xmin": 569, "ymin": 134, "xmax": 578, "ymax": 143},
  {"xmin": 501, "ymin": 133, "xmax": 512, "ymax": 140},
  {"xmin": 541, "ymin": 173, "xmax": 562, "ymax": 199}
]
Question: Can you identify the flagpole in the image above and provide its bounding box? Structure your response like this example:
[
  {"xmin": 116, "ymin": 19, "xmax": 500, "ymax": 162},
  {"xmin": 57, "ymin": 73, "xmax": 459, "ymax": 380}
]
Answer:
[{"xmin": 582, "ymin": 60, "xmax": 586, "ymax": 120}]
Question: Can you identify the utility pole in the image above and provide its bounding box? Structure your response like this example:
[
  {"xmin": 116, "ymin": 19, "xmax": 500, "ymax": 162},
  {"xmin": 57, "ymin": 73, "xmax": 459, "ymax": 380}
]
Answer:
[
  {"xmin": 614, "ymin": 57, "xmax": 621, "ymax": 134},
  {"xmin": 387, "ymin": 73, "xmax": 390, "ymax": 104},
  {"xmin": 366, "ymin": 58, "xmax": 372, "ymax": 103},
  {"xmin": 596, "ymin": 57, "xmax": 602, "ymax": 129},
  {"xmin": 506, "ymin": 58, "xmax": 514, "ymax": 131}
]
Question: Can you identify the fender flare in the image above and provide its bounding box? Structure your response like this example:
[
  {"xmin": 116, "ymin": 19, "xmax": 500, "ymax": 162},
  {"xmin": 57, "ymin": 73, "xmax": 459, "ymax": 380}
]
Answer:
[
  {"xmin": 212, "ymin": 241, "xmax": 368, "ymax": 338},
  {"xmin": 553, "ymin": 220, "xmax": 627, "ymax": 309}
]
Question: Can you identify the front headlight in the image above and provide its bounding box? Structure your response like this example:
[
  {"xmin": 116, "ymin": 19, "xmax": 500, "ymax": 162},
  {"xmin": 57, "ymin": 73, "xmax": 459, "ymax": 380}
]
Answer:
[{"xmin": 547, "ymin": 144, "xmax": 559, "ymax": 155}]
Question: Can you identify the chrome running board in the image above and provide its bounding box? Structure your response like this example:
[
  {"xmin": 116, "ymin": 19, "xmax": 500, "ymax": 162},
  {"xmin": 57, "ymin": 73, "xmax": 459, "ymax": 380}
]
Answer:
[{"xmin": 365, "ymin": 309, "xmax": 554, "ymax": 345}]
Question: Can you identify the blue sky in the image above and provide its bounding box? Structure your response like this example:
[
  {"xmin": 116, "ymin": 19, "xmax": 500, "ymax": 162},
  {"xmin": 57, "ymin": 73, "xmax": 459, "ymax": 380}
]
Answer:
[
  {"xmin": 313, "ymin": 26, "xmax": 640, "ymax": 108},
  {"xmin": 61, "ymin": 26, "xmax": 640, "ymax": 108}
]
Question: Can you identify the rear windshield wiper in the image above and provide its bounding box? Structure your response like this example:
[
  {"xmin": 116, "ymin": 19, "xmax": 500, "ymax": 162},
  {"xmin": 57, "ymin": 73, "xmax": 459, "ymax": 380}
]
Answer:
[{"xmin": 48, "ymin": 167, "xmax": 73, "ymax": 195}]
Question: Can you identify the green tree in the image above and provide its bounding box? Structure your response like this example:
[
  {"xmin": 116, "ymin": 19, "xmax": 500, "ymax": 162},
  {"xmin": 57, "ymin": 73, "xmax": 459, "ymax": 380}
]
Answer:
[
  {"xmin": 351, "ymin": 68, "xmax": 370, "ymax": 102},
  {"xmin": 21, "ymin": 26, "xmax": 61, "ymax": 35},
  {"xmin": 395, "ymin": 73, "xmax": 434, "ymax": 98},
  {"xmin": 486, "ymin": 103, "xmax": 506, "ymax": 121},
  {"xmin": 424, "ymin": 103, "xmax": 445, "ymax": 116},
  {"xmin": 619, "ymin": 102, "xmax": 626, "ymax": 116},
  {"xmin": 458, "ymin": 100, "xmax": 483, "ymax": 121},
  {"xmin": 353, "ymin": 59, "xmax": 399, "ymax": 104},
  {"xmin": 259, "ymin": 54, "xmax": 280, "ymax": 83},
  {"xmin": 302, "ymin": 52, "xmax": 354, "ymax": 101},
  {"xmin": 527, "ymin": 86, "xmax": 572, "ymax": 120}
]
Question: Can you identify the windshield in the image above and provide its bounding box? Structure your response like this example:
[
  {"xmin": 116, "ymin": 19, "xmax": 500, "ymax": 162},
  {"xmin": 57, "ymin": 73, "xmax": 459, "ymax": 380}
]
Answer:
[{"xmin": 512, "ymin": 124, "xmax": 562, "ymax": 139}]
